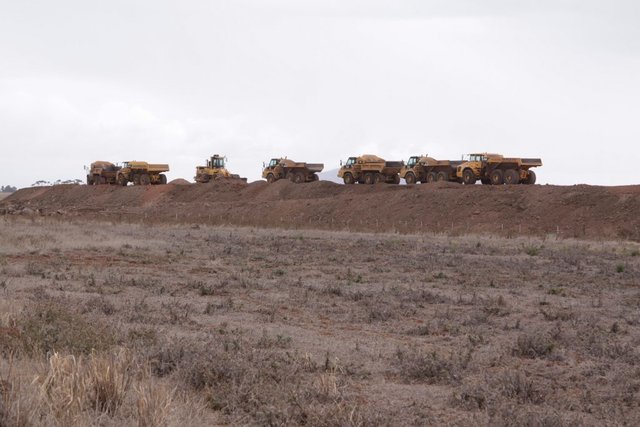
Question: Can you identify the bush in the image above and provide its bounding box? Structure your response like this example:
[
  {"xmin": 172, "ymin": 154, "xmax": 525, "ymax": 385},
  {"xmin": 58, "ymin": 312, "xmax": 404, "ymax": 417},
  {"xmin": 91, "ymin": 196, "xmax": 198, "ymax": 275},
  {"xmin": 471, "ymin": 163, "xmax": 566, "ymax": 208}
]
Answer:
[
  {"xmin": 513, "ymin": 332, "xmax": 554, "ymax": 359},
  {"xmin": 8, "ymin": 303, "xmax": 116, "ymax": 356}
]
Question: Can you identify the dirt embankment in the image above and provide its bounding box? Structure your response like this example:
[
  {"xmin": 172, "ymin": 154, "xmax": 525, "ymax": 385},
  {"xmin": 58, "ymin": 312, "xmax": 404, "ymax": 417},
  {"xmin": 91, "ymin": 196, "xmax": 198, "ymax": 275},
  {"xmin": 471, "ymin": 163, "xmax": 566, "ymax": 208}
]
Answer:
[{"xmin": 2, "ymin": 180, "xmax": 640, "ymax": 240}]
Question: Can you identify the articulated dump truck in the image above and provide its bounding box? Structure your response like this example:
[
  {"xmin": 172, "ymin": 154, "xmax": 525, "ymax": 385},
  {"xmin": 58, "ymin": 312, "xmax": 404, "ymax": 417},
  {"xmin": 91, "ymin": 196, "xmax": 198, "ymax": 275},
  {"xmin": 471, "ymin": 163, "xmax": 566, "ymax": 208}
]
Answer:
[
  {"xmin": 87, "ymin": 161, "xmax": 121, "ymax": 185},
  {"xmin": 195, "ymin": 154, "xmax": 246, "ymax": 183},
  {"xmin": 116, "ymin": 161, "xmax": 169, "ymax": 186},
  {"xmin": 399, "ymin": 155, "xmax": 463, "ymax": 184},
  {"xmin": 262, "ymin": 158, "xmax": 324, "ymax": 184},
  {"xmin": 456, "ymin": 153, "xmax": 542, "ymax": 185},
  {"xmin": 337, "ymin": 154, "xmax": 403, "ymax": 184}
]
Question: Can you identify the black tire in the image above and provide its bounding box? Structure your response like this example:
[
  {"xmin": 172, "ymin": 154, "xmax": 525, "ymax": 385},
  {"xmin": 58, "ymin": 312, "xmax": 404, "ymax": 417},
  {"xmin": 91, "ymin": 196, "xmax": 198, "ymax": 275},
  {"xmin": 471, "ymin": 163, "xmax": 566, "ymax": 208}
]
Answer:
[
  {"xmin": 133, "ymin": 175, "xmax": 141, "ymax": 186},
  {"xmin": 392, "ymin": 174, "xmax": 401, "ymax": 184},
  {"xmin": 343, "ymin": 173, "xmax": 354, "ymax": 185},
  {"xmin": 117, "ymin": 175, "xmax": 128, "ymax": 186},
  {"xmin": 481, "ymin": 178, "xmax": 491, "ymax": 185},
  {"xmin": 374, "ymin": 173, "xmax": 385, "ymax": 184},
  {"xmin": 159, "ymin": 174, "xmax": 167, "ymax": 185},
  {"xmin": 140, "ymin": 174, "xmax": 151, "ymax": 185},
  {"xmin": 292, "ymin": 172, "xmax": 304, "ymax": 184},
  {"xmin": 426, "ymin": 172, "xmax": 437, "ymax": 183},
  {"xmin": 504, "ymin": 169, "xmax": 519, "ymax": 185},
  {"xmin": 525, "ymin": 170, "xmax": 536, "ymax": 185},
  {"xmin": 490, "ymin": 169, "xmax": 504, "ymax": 185},
  {"xmin": 462, "ymin": 169, "xmax": 477, "ymax": 185},
  {"xmin": 436, "ymin": 171, "xmax": 448, "ymax": 182},
  {"xmin": 312, "ymin": 173, "xmax": 319, "ymax": 181},
  {"xmin": 405, "ymin": 172, "xmax": 416, "ymax": 184},
  {"xmin": 86, "ymin": 175, "xmax": 93, "ymax": 185},
  {"xmin": 364, "ymin": 173, "xmax": 375, "ymax": 185},
  {"xmin": 267, "ymin": 173, "xmax": 276, "ymax": 184}
]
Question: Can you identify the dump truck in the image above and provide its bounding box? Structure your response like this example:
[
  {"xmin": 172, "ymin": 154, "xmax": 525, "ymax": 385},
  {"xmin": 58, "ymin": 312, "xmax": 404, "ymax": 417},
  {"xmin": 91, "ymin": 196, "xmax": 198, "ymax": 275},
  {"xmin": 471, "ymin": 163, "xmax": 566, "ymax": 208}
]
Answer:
[
  {"xmin": 86, "ymin": 161, "xmax": 121, "ymax": 185},
  {"xmin": 116, "ymin": 161, "xmax": 169, "ymax": 186},
  {"xmin": 337, "ymin": 155, "xmax": 403, "ymax": 184},
  {"xmin": 400, "ymin": 155, "xmax": 464, "ymax": 184},
  {"xmin": 195, "ymin": 154, "xmax": 246, "ymax": 183},
  {"xmin": 262, "ymin": 158, "xmax": 324, "ymax": 183},
  {"xmin": 456, "ymin": 153, "xmax": 542, "ymax": 185}
]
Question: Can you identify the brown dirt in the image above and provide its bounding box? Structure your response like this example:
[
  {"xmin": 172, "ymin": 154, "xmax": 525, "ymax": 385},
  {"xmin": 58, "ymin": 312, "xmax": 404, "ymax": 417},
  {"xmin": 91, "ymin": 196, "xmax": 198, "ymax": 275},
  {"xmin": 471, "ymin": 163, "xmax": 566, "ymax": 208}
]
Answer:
[
  {"xmin": 2, "ymin": 181, "xmax": 640, "ymax": 240},
  {"xmin": 168, "ymin": 178, "xmax": 192, "ymax": 185},
  {"xmin": 1, "ymin": 218, "xmax": 639, "ymax": 425}
]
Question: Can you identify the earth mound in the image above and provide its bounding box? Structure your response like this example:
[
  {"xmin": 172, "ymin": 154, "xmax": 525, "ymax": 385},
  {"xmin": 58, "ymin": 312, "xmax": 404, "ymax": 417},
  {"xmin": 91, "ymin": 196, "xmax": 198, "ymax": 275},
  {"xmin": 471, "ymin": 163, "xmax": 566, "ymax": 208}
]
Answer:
[{"xmin": 2, "ymin": 182, "xmax": 639, "ymax": 240}]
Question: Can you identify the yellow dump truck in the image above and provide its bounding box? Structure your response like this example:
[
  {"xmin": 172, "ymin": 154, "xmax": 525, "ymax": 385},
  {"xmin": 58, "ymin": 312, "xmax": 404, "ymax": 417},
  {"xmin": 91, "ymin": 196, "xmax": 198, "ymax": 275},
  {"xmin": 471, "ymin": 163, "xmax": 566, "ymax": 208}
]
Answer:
[
  {"xmin": 86, "ymin": 161, "xmax": 121, "ymax": 185},
  {"xmin": 456, "ymin": 153, "xmax": 542, "ymax": 185},
  {"xmin": 399, "ymin": 155, "xmax": 463, "ymax": 184},
  {"xmin": 337, "ymin": 154, "xmax": 403, "ymax": 184},
  {"xmin": 116, "ymin": 161, "xmax": 169, "ymax": 186},
  {"xmin": 195, "ymin": 154, "xmax": 246, "ymax": 183},
  {"xmin": 262, "ymin": 158, "xmax": 324, "ymax": 183}
]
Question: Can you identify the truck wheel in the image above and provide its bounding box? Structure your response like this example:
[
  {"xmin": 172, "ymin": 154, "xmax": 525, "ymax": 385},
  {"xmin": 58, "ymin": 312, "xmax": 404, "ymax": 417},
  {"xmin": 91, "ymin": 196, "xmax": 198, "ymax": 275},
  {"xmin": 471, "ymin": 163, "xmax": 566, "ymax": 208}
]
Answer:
[
  {"xmin": 159, "ymin": 174, "xmax": 167, "ymax": 185},
  {"xmin": 426, "ymin": 172, "xmax": 437, "ymax": 183},
  {"xmin": 364, "ymin": 173, "xmax": 375, "ymax": 185},
  {"xmin": 312, "ymin": 173, "xmax": 319, "ymax": 181},
  {"xmin": 462, "ymin": 169, "xmax": 477, "ymax": 185},
  {"xmin": 504, "ymin": 169, "xmax": 519, "ymax": 185},
  {"xmin": 86, "ymin": 176, "xmax": 93, "ymax": 185},
  {"xmin": 140, "ymin": 174, "xmax": 151, "ymax": 185},
  {"xmin": 392, "ymin": 174, "xmax": 400, "ymax": 184},
  {"xmin": 490, "ymin": 170, "xmax": 503, "ymax": 185},
  {"xmin": 374, "ymin": 173, "xmax": 385, "ymax": 184},
  {"xmin": 267, "ymin": 173, "xmax": 276, "ymax": 184},
  {"xmin": 292, "ymin": 172, "xmax": 304, "ymax": 184},
  {"xmin": 117, "ymin": 175, "xmax": 128, "ymax": 186},
  {"xmin": 343, "ymin": 173, "xmax": 354, "ymax": 185},
  {"xmin": 133, "ymin": 175, "xmax": 141, "ymax": 185},
  {"xmin": 436, "ymin": 171, "xmax": 448, "ymax": 182},
  {"xmin": 527, "ymin": 170, "xmax": 536, "ymax": 184},
  {"xmin": 405, "ymin": 173, "xmax": 416, "ymax": 185}
]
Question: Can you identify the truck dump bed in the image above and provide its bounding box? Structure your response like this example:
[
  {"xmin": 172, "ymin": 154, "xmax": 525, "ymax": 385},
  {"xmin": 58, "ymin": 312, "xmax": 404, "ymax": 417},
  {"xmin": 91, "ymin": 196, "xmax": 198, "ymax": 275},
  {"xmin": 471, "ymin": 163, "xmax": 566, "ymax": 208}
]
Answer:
[
  {"xmin": 147, "ymin": 164, "xmax": 170, "ymax": 173},
  {"xmin": 304, "ymin": 163, "xmax": 324, "ymax": 173},
  {"xmin": 521, "ymin": 158, "xmax": 543, "ymax": 167}
]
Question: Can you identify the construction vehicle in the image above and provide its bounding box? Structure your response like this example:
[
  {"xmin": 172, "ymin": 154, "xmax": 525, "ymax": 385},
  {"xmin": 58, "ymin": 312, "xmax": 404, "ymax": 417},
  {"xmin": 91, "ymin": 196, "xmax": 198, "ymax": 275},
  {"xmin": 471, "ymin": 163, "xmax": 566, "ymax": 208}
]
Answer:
[
  {"xmin": 194, "ymin": 154, "xmax": 246, "ymax": 183},
  {"xmin": 456, "ymin": 153, "xmax": 542, "ymax": 185},
  {"xmin": 86, "ymin": 161, "xmax": 121, "ymax": 185},
  {"xmin": 337, "ymin": 155, "xmax": 403, "ymax": 185},
  {"xmin": 400, "ymin": 155, "xmax": 463, "ymax": 184},
  {"xmin": 262, "ymin": 158, "xmax": 324, "ymax": 184},
  {"xmin": 116, "ymin": 161, "xmax": 169, "ymax": 186}
]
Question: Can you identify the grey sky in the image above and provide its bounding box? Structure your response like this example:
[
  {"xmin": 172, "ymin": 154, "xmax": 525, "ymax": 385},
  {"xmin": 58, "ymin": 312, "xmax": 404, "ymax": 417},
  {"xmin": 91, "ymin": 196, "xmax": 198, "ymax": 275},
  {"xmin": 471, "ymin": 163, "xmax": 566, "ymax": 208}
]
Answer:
[{"xmin": 1, "ymin": 0, "xmax": 639, "ymax": 187}]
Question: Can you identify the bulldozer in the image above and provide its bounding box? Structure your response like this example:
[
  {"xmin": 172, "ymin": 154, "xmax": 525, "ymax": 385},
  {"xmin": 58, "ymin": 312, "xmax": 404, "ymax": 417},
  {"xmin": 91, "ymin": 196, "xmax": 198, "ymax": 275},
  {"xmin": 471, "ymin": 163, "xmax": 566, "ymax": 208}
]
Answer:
[
  {"xmin": 86, "ymin": 161, "xmax": 121, "ymax": 185},
  {"xmin": 194, "ymin": 155, "xmax": 246, "ymax": 183},
  {"xmin": 337, "ymin": 154, "xmax": 403, "ymax": 184},
  {"xmin": 456, "ymin": 153, "xmax": 542, "ymax": 185},
  {"xmin": 262, "ymin": 158, "xmax": 324, "ymax": 183},
  {"xmin": 116, "ymin": 161, "xmax": 169, "ymax": 186}
]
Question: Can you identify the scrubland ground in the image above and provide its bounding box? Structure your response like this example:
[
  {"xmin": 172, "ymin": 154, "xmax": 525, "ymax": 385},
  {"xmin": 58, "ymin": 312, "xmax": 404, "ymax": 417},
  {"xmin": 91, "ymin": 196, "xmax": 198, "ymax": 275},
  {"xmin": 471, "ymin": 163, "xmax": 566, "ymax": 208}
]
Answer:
[{"xmin": 0, "ymin": 216, "xmax": 639, "ymax": 426}]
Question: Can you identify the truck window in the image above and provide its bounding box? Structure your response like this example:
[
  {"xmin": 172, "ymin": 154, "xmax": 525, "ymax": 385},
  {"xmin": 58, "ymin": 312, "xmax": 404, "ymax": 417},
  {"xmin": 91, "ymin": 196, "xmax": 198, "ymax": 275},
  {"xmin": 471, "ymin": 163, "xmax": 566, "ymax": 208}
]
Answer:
[
  {"xmin": 213, "ymin": 158, "xmax": 224, "ymax": 168},
  {"xmin": 269, "ymin": 159, "xmax": 278, "ymax": 167},
  {"xmin": 407, "ymin": 157, "xmax": 417, "ymax": 167},
  {"xmin": 346, "ymin": 157, "xmax": 356, "ymax": 166}
]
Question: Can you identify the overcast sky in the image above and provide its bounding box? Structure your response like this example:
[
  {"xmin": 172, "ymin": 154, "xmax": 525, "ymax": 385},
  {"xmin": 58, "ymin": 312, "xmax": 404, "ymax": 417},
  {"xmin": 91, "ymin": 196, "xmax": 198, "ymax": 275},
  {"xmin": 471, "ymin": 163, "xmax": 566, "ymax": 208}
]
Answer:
[{"xmin": 1, "ymin": 0, "xmax": 639, "ymax": 187}]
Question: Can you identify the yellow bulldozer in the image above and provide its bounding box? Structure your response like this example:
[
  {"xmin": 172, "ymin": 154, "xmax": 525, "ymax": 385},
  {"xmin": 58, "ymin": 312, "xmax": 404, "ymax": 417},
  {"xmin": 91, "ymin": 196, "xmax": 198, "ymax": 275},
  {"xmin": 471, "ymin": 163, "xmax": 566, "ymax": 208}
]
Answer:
[
  {"xmin": 194, "ymin": 155, "xmax": 246, "ymax": 183},
  {"xmin": 116, "ymin": 161, "xmax": 169, "ymax": 186},
  {"xmin": 456, "ymin": 153, "xmax": 542, "ymax": 185}
]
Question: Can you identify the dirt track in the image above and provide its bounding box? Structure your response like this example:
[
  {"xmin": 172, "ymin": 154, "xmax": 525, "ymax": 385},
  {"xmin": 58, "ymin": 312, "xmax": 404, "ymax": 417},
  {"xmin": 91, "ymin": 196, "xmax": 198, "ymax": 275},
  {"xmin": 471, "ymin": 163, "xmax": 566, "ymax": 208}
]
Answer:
[{"xmin": 2, "ymin": 180, "xmax": 640, "ymax": 240}]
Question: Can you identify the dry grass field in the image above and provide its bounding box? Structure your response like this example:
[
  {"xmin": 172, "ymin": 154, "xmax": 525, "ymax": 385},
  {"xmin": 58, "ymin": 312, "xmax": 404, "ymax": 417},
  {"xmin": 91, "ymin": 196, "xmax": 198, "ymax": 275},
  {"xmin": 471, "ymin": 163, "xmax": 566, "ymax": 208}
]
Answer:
[{"xmin": 1, "ymin": 216, "xmax": 640, "ymax": 426}]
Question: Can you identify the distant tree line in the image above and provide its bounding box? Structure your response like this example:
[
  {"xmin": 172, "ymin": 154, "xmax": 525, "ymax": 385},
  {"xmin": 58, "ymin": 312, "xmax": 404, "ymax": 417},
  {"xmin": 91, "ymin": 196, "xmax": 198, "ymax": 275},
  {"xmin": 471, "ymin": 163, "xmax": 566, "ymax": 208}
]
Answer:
[{"xmin": 1, "ymin": 185, "xmax": 17, "ymax": 193}]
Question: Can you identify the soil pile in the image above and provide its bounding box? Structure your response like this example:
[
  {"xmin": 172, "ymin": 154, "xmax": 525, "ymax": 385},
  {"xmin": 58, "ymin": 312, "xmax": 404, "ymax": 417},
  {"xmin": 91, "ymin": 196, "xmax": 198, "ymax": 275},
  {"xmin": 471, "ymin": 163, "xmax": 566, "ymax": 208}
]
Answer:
[{"xmin": 2, "ymin": 181, "xmax": 639, "ymax": 240}]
